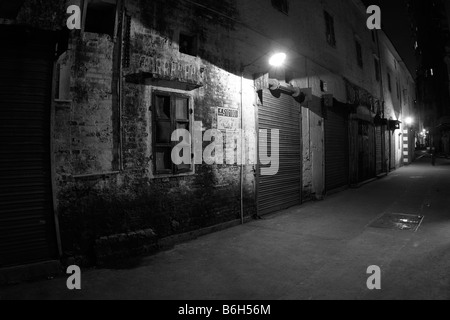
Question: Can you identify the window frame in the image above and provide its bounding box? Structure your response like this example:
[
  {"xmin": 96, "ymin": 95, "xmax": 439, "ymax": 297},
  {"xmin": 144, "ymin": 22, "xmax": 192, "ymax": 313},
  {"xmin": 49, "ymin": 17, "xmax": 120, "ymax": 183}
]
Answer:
[
  {"xmin": 387, "ymin": 72, "xmax": 392, "ymax": 92},
  {"xmin": 374, "ymin": 57, "xmax": 380, "ymax": 82},
  {"xmin": 324, "ymin": 11, "xmax": 336, "ymax": 48},
  {"xmin": 355, "ymin": 39, "xmax": 363, "ymax": 68},
  {"xmin": 152, "ymin": 90, "xmax": 194, "ymax": 177},
  {"xmin": 54, "ymin": 52, "xmax": 72, "ymax": 101},
  {"xmin": 179, "ymin": 32, "xmax": 198, "ymax": 57}
]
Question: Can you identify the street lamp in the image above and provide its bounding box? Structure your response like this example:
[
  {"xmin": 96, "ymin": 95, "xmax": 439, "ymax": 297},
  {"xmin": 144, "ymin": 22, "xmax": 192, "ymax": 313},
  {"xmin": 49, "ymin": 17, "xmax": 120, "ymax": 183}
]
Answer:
[
  {"xmin": 269, "ymin": 52, "xmax": 287, "ymax": 67},
  {"xmin": 405, "ymin": 117, "xmax": 414, "ymax": 126}
]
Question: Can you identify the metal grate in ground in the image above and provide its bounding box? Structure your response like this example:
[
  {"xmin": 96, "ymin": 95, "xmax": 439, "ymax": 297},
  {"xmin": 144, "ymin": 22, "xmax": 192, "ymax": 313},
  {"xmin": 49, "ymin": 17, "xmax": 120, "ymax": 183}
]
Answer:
[{"xmin": 369, "ymin": 213, "xmax": 424, "ymax": 232}]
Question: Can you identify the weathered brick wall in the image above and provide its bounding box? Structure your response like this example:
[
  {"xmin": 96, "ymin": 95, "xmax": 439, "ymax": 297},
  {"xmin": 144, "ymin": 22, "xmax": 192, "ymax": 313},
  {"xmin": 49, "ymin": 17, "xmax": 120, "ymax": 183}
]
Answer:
[
  {"xmin": 379, "ymin": 33, "xmax": 416, "ymax": 169},
  {"xmin": 54, "ymin": 0, "xmax": 257, "ymax": 264},
  {"xmin": 54, "ymin": 33, "xmax": 115, "ymax": 177},
  {"xmin": 5, "ymin": 0, "xmax": 415, "ymax": 264}
]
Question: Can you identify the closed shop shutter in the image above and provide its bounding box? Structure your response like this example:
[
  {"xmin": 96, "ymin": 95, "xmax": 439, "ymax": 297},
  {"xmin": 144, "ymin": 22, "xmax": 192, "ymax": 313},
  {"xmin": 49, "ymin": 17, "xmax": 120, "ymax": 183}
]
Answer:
[
  {"xmin": 386, "ymin": 129, "xmax": 391, "ymax": 170},
  {"xmin": 325, "ymin": 108, "xmax": 349, "ymax": 192},
  {"xmin": 367, "ymin": 123, "xmax": 376, "ymax": 179},
  {"xmin": 0, "ymin": 26, "xmax": 57, "ymax": 267},
  {"xmin": 258, "ymin": 90, "xmax": 301, "ymax": 216},
  {"xmin": 375, "ymin": 126, "xmax": 383, "ymax": 175},
  {"xmin": 390, "ymin": 131, "xmax": 396, "ymax": 170},
  {"xmin": 358, "ymin": 121, "xmax": 376, "ymax": 182}
]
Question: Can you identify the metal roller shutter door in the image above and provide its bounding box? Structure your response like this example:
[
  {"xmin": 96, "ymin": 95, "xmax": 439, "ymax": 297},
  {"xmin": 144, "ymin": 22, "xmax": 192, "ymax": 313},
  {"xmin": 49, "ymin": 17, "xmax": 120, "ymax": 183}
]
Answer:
[
  {"xmin": 258, "ymin": 90, "xmax": 301, "ymax": 216},
  {"xmin": 325, "ymin": 109, "xmax": 349, "ymax": 192},
  {"xmin": 375, "ymin": 126, "xmax": 384, "ymax": 175},
  {"xmin": 390, "ymin": 131, "xmax": 396, "ymax": 170},
  {"xmin": 0, "ymin": 26, "xmax": 57, "ymax": 267}
]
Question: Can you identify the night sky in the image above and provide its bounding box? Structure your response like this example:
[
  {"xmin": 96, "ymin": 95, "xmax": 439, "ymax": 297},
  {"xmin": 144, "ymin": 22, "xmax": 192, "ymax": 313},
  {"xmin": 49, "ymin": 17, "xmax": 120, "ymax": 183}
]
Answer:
[{"xmin": 362, "ymin": 0, "xmax": 417, "ymax": 76}]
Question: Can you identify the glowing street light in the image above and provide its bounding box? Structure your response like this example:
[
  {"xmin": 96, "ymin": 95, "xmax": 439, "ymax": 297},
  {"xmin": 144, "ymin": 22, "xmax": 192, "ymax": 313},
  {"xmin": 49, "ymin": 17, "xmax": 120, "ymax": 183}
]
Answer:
[
  {"xmin": 269, "ymin": 52, "xmax": 287, "ymax": 67},
  {"xmin": 405, "ymin": 117, "xmax": 414, "ymax": 126}
]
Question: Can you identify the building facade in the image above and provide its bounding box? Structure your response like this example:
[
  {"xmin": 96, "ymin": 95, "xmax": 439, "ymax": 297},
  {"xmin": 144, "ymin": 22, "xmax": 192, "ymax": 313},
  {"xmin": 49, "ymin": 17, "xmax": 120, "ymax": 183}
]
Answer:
[
  {"xmin": 0, "ymin": 0, "xmax": 416, "ymax": 271},
  {"xmin": 408, "ymin": 0, "xmax": 450, "ymax": 151}
]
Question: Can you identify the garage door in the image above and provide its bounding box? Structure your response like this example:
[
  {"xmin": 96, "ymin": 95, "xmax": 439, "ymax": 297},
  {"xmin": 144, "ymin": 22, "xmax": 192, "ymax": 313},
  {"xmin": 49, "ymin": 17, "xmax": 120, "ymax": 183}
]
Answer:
[
  {"xmin": 0, "ymin": 26, "xmax": 58, "ymax": 267},
  {"xmin": 375, "ymin": 126, "xmax": 383, "ymax": 175},
  {"xmin": 389, "ymin": 131, "xmax": 396, "ymax": 170},
  {"xmin": 258, "ymin": 89, "xmax": 301, "ymax": 215},
  {"xmin": 325, "ymin": 107, "xmax": 349, "ymax": 192}
]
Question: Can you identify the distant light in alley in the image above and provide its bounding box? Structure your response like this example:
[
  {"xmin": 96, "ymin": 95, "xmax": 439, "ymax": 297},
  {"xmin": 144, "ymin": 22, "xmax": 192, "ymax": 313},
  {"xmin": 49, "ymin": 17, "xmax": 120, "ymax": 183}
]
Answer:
[
  {"xmin": 405, "ymin": 117, "xmax": 414, "ymax": 126},
  {"xmin": 269, "ymin": 53, "xmax": 287, "ymax": 67}
]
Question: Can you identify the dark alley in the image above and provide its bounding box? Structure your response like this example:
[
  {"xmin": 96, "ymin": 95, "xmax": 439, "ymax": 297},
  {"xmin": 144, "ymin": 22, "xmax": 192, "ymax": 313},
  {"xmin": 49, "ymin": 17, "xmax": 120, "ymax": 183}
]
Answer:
[
  {"xmin": 1, "ymin": 0, "xmax": 450, "ymax": 304},
  {"xmin": 1, "ymin": 157, "xmax": 450, "ymax": 300}
]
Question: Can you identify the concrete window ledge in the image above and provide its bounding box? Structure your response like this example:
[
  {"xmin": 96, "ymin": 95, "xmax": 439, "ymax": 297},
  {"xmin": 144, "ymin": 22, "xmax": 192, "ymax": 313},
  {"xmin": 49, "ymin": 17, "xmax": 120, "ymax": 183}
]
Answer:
[{"xmin": 71, "ymin": 171, "xmax": 121, "ymax": 181}]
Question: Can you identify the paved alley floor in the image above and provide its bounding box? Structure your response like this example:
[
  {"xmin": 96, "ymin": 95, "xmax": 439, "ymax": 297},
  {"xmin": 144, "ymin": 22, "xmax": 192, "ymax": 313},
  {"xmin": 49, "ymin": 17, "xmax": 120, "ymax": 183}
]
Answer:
[{"xmin": 1, "ymin": 157, "xmax": 450, "ymax": 300}]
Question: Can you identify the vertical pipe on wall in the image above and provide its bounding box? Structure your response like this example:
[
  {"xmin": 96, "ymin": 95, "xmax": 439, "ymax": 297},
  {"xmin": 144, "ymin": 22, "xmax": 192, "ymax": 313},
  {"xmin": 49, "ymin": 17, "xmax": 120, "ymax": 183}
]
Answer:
[
  {"xmin": 240, "ymin": 72, "xmax": 245, "ymax": 225},
  {"xmin": 118, "ymin": 0, "xmax": 125, "ymax": 171},
  {"xmin": 51, "ymin": 51, "xmax": 63, "ymax": 258},
  {"xmin": 305, "ymin": 56, "xmax": 312, "ymax": 197},
  {"xmin": 111, "ymin": 0, "xmax": 125, "ymax": 171},
  {"xmin": 375, "ymin": 30, "xmax": 387, "ymax": 174}
]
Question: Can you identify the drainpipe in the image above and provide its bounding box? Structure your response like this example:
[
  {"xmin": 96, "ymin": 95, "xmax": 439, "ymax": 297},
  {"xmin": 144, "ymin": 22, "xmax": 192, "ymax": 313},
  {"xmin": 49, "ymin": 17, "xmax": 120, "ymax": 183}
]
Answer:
[
  {"xmin": 240, "ymin": 71, "xmax": 245, "ymax": 225},
  {"xmin": 305, "ymin": 57, "xmax": 312, "ymax": 197},
  {"xmin": 375, "ymin": 30, "xmax": 387, "ymax": 173}
]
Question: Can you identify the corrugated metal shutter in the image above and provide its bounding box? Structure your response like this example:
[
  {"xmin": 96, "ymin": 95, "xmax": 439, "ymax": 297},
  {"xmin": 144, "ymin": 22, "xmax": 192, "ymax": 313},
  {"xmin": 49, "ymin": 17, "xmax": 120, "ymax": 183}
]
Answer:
[
  {"xmin": 0, "ymin": 26, "xmax": 57, "ymax": 267},
  {"xmin": 258, "ymin": 90, "xmax": 301, "ymax": 216},
  {"xmin": 367, "ymin": 123, "xmax": 376, "ymax": 179},
  {"xmin": 358, "ymin": 122, "xmax": 376, "ymax": 182},
  {"xmin": 325, "ymin": 108, "xmax": 349, "ymax": 191},
  {"xmin": 390, "ymin": 131, "xmax": 396, "ymax": 170},
  {"xmin": 375, "ymin": 126, "xmax": 382, "ymax": 175}
]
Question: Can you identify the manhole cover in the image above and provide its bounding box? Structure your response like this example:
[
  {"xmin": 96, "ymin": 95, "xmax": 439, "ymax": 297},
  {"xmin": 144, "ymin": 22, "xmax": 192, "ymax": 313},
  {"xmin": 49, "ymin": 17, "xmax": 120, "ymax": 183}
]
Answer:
[{"xmin": 369, "ymin": 213, "xmax": 424, "ymax": 232}]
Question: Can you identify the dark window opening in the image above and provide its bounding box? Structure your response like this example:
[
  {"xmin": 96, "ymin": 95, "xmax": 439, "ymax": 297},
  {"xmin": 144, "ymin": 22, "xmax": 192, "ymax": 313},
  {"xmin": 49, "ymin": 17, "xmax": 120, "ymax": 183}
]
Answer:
[
  {"xmin": 355, "ymin": 40, "xmax": 363, "ymax": 68},
  {"xmin": 85, "ymin": 0, "xmax": 117, "ymax": 37},
  {"xmin": 123, "ymin": 14, "xmax": 132, "ymax": 68},
  {"xmin": 320, "ymin": 80, "xmax": 328, "ymax": 92},
  {"xmin": 271, "ymin": 0, "xmax": 289, "ymax": 14},
  {"xmin": 397, "ymin": 83, "xmax": 402, "ymax": 104},
  {"xmin": 55, "ymin": 53, "xmax": 71, "ymax": 100},
  {"xmin": 153, "ymin": 92, "xmax": 192, "ymax": 175},
  {"xmin": 324, "ymin": 11, "xmax": 336, "ymax": 47},
  {"xmin": 374, "ymin": 58, "xmax": 380, "ymax": 82},
  {"xmin": 388, "ymin": 73, "xmax": 392, "ymax": 92},
  {"xmin": 179, "ymin": 33, "xmax": 197, "ymax": 57}
]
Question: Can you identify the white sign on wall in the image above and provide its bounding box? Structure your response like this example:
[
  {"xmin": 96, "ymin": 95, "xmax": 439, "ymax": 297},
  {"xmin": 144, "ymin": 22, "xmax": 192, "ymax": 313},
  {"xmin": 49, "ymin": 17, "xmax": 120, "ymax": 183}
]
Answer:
[{"xmin": 217, "ymin": 107, "xmax": 240, "ymax": 131}]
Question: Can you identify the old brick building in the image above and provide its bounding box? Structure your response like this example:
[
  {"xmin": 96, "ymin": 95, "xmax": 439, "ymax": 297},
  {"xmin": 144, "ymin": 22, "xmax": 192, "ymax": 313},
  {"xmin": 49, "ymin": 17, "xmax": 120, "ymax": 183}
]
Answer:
[{"xmin": 0, "ymin": 0, "xmax": 416, "ymax": 275}]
